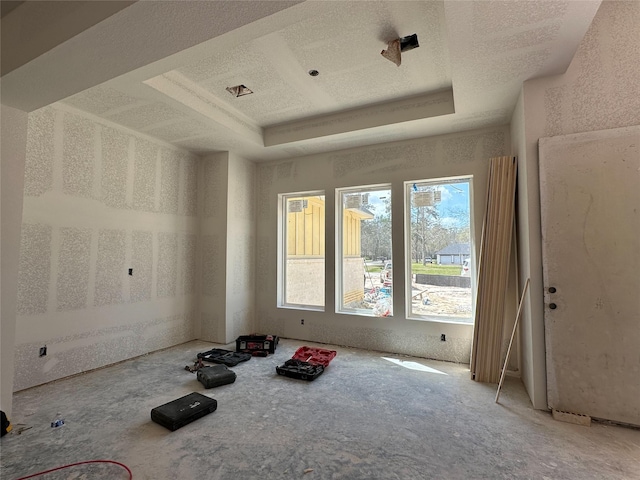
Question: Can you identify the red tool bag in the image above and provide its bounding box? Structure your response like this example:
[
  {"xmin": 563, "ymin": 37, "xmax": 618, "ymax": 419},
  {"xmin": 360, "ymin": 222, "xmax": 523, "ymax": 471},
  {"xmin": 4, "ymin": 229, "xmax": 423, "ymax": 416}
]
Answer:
[{"xmin": 276, "ymin": 346, "xmax": 337, "ymax": 381}]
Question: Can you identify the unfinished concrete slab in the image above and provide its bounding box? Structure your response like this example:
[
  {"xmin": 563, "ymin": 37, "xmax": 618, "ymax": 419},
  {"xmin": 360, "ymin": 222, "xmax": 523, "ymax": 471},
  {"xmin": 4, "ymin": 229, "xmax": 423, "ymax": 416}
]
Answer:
[{"xmin": 2, "ymin": 339, "xmax": 638, "ymax": 479}]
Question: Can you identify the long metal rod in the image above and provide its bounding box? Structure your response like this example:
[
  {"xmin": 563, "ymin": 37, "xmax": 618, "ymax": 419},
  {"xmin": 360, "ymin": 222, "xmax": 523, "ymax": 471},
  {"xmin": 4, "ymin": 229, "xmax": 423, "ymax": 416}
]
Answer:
[{"xmin": 495, "ymin": 277, "xmax": 530, "ymax": 403}]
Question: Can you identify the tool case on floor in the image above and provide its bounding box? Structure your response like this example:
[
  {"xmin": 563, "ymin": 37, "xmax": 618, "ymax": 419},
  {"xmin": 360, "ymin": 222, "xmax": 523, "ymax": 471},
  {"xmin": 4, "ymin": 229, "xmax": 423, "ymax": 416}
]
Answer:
[
  {"xmin": 275, "ymin": 346, "xmax": 337, "ymax": 381},
  {"xmin": 197, "ymin": 348, "xmax": 251, "ymax": 367},
  {"xmin": 235, "ymin": 334, "xmax": 279, "ymax": 355},
  {"xmin": 197, "ymin": 365, "xmax": 236, "ymax": 389},
  {"xmin": 1, "ymin": 410, "xmax": 11, "ymax": 437},
  {"xmin": 151, "ymin": 392, "xmax": 217, "ymax": 431}
]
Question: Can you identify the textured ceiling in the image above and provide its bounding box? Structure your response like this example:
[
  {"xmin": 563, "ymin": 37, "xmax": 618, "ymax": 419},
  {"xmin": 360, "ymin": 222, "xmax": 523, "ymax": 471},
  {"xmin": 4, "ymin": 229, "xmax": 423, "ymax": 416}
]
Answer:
[
  {"xmin": 52, "ymin": 0, "xmax": 601, "ymax": 161},
  {"xmin": 173, "ymin": 0, "xmax": 451, "ymax": 127},
  {"xmin": 0, "ymin": 1, "xmax": 24, "ymax": 19}
]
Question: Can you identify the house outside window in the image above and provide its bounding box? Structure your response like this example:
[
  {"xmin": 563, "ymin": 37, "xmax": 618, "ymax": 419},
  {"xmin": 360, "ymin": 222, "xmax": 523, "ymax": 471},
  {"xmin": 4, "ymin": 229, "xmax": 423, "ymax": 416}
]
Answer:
[
  {"xmin": 405, "ymin": 177, "xmax": 474, "ymax": 323},
  {"xmin": 434, "ymin": 243, "xmax": 471, "ymax": 265},
  {"xmin": 338, "ymin": 186, "xmax": 392, "ymax": 316},
  {"xmin": 279, "ymin": 193, "xmax": 325, "ymax": 309}
]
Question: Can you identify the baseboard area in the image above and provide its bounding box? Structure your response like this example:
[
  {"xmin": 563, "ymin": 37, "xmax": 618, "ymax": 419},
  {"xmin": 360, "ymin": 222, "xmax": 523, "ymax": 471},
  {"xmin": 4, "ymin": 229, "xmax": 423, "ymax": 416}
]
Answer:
[{"xmin": 552, "ymin": 408, "xmax": 591, "ymax": 427}]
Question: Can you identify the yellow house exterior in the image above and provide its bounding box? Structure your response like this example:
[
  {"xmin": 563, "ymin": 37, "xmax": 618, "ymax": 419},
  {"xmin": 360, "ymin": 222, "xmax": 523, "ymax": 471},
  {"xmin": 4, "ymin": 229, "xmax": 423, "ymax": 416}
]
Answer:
[
  {"xmin": 286, "ymin": 197, "xmax": 372, "ymax": 306},
  {"xmin": 287, "ymin": 196, "xmax": 325, "ymax": 257}
]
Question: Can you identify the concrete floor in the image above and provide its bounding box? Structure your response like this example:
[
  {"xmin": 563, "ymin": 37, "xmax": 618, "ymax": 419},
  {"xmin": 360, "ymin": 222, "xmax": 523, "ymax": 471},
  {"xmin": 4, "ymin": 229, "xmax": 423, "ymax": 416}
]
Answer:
[{"xmin": 2, "ymin": 339, "xmax": 639, "ymax": 479}]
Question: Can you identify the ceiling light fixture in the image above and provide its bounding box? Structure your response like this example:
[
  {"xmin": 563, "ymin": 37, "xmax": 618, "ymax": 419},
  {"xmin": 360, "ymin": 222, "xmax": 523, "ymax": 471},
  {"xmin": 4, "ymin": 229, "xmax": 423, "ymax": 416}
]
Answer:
[
  {"xmin": 381, "ymin": 33, "xmax": 419, "ymax": 67},
  {"xmin": 226, "ymin": 84, "xmax": 253, "ymax": 97}
]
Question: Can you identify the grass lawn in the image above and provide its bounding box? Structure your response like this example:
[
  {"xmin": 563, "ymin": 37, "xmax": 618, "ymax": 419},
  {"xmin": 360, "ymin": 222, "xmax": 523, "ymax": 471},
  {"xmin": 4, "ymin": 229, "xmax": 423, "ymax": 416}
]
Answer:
[
  {"xmin": 365, "ymin": 263, "xmax": 462, "ymax": 275},
  {"xmin": 411, "ymin": 263, "xmax": 462, "ymax": 275}
]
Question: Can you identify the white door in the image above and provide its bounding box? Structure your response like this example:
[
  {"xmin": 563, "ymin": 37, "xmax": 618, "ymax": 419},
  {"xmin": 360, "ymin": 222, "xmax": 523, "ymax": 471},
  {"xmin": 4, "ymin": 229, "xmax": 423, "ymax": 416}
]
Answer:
[{"xmin": 539, "ymin": 126, "xmax": 640, "ymax": 426}]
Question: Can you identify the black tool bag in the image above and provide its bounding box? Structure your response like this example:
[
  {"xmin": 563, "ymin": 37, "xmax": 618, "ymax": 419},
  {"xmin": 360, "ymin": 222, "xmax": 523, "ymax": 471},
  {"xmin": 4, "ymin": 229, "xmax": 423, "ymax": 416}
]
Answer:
[
  {"xmin": 1, "ymin": 410, "xmax": 11, "ymax": 437},
  {"xmin": 197, "ymin": 365, "xmax": 237, "ymax": 389},
  {"xmin": 275, "ymin": 346, "xmax": 336, "ymax": 381},
  {"xmin": 276, "ymin": 359, "xmax": 325, "ymax": 381},
  {"xmin": 235, "ymin": 334, "xmax": 279, "ymax": 354},
  {"xmin": 197, "ymin": 348, "xmax": 251, "ymax": 367},
  {"xmin": 151, "ymin": 392, "xmax": 217, "ymax": 431}
]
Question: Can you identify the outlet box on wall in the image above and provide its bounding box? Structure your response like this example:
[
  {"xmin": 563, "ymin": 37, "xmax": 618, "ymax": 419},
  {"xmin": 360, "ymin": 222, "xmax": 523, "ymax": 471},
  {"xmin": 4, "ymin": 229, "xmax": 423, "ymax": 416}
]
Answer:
[{"xmin": 39, "ymin": 346, "xmax": 47, "ymax": 357}]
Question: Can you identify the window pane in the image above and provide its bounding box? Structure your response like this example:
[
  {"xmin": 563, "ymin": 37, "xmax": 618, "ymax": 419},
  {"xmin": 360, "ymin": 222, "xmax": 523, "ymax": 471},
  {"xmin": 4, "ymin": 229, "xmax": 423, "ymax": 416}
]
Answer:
[
  {"xmin": 281, "ymin": 193, "xmax": 325, "ymax": 308},
  {"xmin": 407, "ymin": 178, "xmax": 473, "ymax": 323},
  {"xmin": 338, "ymin": 186, "xmax": 392, "ymax": 316}
]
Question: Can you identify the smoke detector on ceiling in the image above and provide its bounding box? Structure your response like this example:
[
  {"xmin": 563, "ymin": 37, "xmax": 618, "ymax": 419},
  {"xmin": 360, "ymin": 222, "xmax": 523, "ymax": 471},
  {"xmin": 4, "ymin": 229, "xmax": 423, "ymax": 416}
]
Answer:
[
  {"xmin": 226, "ymin": 84, "xmax": 253, "ymax": 97},
  {"xmin": 381, "ymin": 33, "xmax": 419, "ymax": 67}
]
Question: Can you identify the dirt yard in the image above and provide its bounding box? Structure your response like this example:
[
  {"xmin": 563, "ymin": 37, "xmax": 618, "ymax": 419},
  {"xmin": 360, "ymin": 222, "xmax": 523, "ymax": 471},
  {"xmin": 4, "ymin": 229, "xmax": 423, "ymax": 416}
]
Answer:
[
  {"xmin": 410, "ymin": 283, "xmax": 473, "ymax": 321},
  {"xmin": 363, "ymin": 272, "xmax": 473, "ymax": 322}
]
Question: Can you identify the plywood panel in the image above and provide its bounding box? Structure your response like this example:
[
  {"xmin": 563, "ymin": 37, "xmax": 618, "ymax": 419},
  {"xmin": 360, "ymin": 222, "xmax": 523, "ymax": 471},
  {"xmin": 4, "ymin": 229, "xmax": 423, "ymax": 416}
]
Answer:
[{"xmin": 471, "ymin": 156, "xmax": 517, "ymax": 383}]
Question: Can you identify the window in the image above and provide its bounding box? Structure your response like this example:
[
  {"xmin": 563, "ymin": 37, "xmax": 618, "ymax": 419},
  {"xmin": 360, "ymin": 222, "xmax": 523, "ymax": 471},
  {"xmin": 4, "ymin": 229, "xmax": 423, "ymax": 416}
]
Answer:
[
  {"xmin": 337, "ymin": 185, "xmax": 392, "ymax": 316},
  {"xmin": 405, "ymin": 177, "xmax": 474, "ymax": 323},
  {"xmin": 278, "ymin": 192, "xmax": 325, "ymax": 309}
]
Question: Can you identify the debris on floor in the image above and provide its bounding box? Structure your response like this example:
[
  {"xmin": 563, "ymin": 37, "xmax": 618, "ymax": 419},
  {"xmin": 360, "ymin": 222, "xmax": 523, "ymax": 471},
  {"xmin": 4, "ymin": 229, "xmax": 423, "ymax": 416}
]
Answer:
[
  {"xmin": 185, "ymin": 357, "xmax": 205, "ymax": 373},
  {"xmin": 14, "ymin": 425, "xmax": 33, "ymax": 435},
  {"xmin": 50, "ymin": 413, "xmax": 65, "ymax": 428}
]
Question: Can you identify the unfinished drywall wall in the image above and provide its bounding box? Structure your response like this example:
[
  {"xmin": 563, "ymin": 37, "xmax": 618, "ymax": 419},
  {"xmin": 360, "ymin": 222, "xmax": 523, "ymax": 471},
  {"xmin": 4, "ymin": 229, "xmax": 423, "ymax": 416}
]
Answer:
[
  {"xmin": 515, "ymin": 0, "xmax": 640, "ymax": 410},
  {"xmin": 199, "ymin": 152, "xmax": 256, "ymax": 344},
  {"xmin": 199, "ymin": 152, "xmax": 229, "ymax": 343},
  {"xmin": 1, "ymin": 104, "xmax": 28, "ymax": 417},
  {"xmin": 225, "ymin": 154, "xmax": 256, "ymax": 343},
  {"xmin": 526, "ymin": 0, "xmax": 640, "ymax": 138},
  {"xmin": 255, "ymin": 126, "xmax": 510, "ymax": 363},
  {"xmin": 510, "ymin": 91, "xmax": 547, "ymax": 409},
  {"xmin": 13, "ymin": 104, "xmax": 200, "ymax": 391}
]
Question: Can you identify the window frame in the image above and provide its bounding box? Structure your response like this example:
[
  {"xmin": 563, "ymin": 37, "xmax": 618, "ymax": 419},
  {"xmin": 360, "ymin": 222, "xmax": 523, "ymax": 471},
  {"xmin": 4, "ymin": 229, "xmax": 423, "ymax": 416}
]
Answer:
[
  {"xmin": 277, "ymin": 190, "xmax": 326, "ymax": 311},
  {"xmin": 336, "ymin": 183, "xmax": 392, "ymax": 316},
  {"xmin": 403, "ymin": 175, "xmax": 476, "ymax": 324}
]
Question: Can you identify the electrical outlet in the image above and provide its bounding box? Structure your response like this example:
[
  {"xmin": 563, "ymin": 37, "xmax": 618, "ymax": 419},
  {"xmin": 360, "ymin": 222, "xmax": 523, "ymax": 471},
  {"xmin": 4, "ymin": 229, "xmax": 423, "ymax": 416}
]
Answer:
[
  {"xmin": 301, "ymin": 319, "xmax": 304, "ymax": 325},
  {"xmin": 128, "ymin": 268, "xmax": 133, "ymax": 276},
  {"xmin": 39, "ymin": 345, "xmax": 47, "ymax": 357},
  {"xmin": 440, "ymin": 334, "xmax": 446, "ymax": 342}
]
